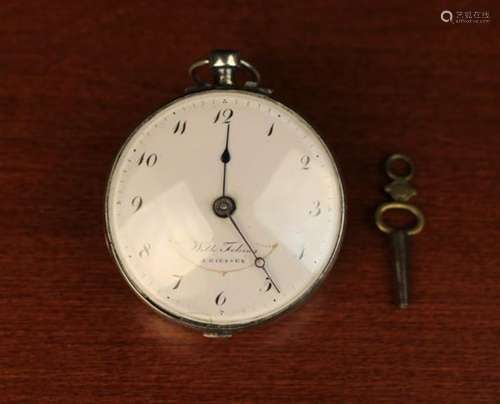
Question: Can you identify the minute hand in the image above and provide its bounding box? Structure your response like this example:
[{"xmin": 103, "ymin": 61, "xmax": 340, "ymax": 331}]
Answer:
[{"xmin": 228, "ymin": 215, "xmax": 280, "ymax": 293}]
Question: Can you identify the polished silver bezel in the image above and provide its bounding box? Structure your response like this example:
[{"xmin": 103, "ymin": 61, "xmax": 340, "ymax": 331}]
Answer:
[{"xmin": 104, "ymin": 89, "xmax": 346, "ymax": 336}]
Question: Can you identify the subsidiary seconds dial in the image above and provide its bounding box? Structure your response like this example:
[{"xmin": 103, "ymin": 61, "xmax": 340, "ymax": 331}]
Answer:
[{"xmin": 106, "ymin": 89, "xmax": 345, "ymax": 334}]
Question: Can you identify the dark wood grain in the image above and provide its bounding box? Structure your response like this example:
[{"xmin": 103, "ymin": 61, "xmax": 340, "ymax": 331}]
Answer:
[{"xmin": 1, "ymin": 1, "xmax": 499, "ymax": 402}]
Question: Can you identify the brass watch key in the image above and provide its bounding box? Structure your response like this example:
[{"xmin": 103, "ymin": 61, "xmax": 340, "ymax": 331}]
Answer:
[{"xmin": 375, "ymin": 154, "xmax": 425, "ymax": 308}]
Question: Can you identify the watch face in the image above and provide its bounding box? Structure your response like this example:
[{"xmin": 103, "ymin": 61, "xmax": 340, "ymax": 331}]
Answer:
[{"xmin": 106, "ymin": 90, "xmax": 345, "ymax": 332}]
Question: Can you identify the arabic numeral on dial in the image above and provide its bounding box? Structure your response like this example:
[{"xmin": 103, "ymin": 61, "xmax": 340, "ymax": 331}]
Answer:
[
  {"xmin": 309, "ymin": 200, "xmax": 321, "ymax": 216},
  {"xmin": 131, "ymin": 196, "xmax": 142, "ymax": 212},
  {"xmin": 215, "ymin": 291, "xmax": 227, "ymax": 306},
  {"xmin": 263, "ymin": 277, "xmax": 273, "ymax": 292},
  {"xmin": 298, "ymin": 246, "xmax": 305, "ymax": 260},
  {"xmin": 300, "ymin": 155, "xmax": 311, "ymax": 170},
  {"xmin": 138, "ymin": 243, "xmax": 151, "ymax": 258},
  {"xmin": 267, "ymin": 123, "xmax": 274, "ymax": 136},
  {"xmin": 173, "ymin": 120, "xmax": 187, "ymax": 134},
  {"xmin": 214, "ymin": 108, "xmax": 233, "ymax": 124},
  {"xmin": 137, "ymin": 152, "xmax": 157, "ymax": 167},
  {"xmin": 172, "ymin": 275, "xmax": 183, "ymax": 290}
]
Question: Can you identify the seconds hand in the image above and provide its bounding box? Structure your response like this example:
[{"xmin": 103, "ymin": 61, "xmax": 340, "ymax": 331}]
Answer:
[
  {"xmin": 220, "ymin": 123, "xmax": 231, "ymax": 196},
  {"xmin": 228, "ymin": 215, "xmax": 281, "ymax": 294}
]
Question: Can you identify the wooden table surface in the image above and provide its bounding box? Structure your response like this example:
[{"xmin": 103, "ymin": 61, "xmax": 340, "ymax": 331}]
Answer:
[{"xmin": 1, "ymin": 1, "xmax": 499, "ymax": 403}]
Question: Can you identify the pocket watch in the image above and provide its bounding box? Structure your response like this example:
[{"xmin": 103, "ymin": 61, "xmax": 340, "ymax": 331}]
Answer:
[{"xmin": 105, "ymin": 50, "xmax": 346, "ymax": 337}]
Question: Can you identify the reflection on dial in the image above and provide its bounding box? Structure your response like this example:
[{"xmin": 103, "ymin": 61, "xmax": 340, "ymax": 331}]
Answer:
[{"xmin": 106, "ymin": 90, "xmax": 344, "ymax": 328}]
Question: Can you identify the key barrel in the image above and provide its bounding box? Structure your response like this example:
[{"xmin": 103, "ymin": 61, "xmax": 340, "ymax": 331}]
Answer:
[{"xmin": 391, "ymin": 230, "xmax": 410, "ymax": 308}]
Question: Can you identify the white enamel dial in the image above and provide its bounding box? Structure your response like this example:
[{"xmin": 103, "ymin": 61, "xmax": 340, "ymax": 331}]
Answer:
[{"xmin": 106, "ymin": 90, "xmax": 345, "ymax": 332}]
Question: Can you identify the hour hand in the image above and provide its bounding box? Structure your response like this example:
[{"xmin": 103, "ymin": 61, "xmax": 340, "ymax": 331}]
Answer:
[
  {"xmin": 220, "ymin": 123, "xmax": 231, "ymax": 196},
  {"xmin": 221, "ymin": 144, "xmax": 230, "ymax": 164}
]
